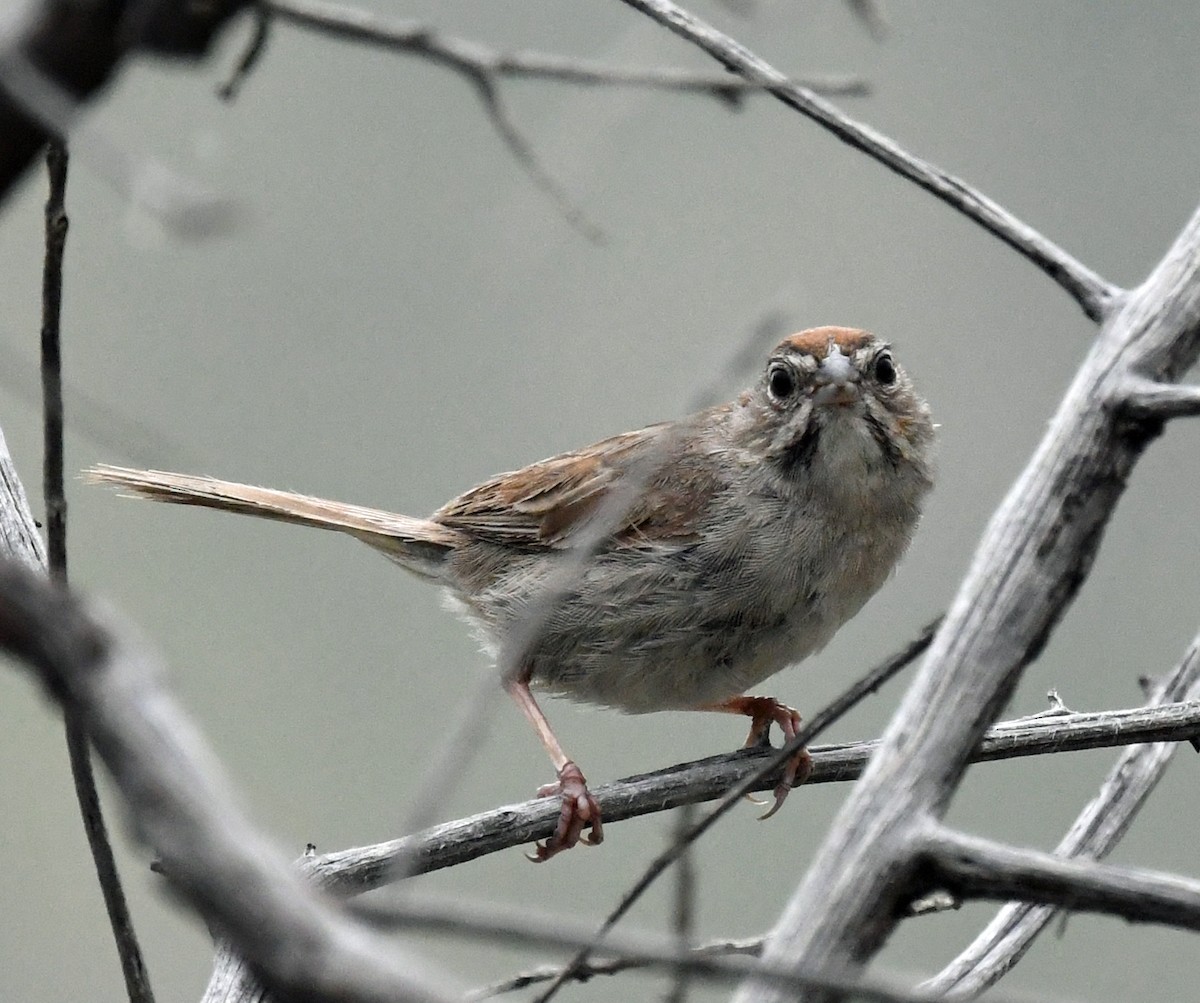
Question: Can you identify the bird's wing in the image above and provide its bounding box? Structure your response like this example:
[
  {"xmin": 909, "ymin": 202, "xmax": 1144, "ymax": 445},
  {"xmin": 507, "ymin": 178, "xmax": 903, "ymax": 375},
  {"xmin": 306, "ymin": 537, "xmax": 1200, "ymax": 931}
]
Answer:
[{"xmin": 433, "ymin": 420, "xmax": 722, "ymax": 549}]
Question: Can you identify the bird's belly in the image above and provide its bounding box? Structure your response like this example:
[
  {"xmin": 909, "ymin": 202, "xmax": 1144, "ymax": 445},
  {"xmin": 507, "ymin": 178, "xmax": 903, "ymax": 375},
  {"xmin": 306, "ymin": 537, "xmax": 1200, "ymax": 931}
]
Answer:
[
  {"xmin": 451, "ymin": 502, "xmax": 910, "ymax": 713},
  {"xmin": 517, "ymin": 550, "xmax": 870, "ymax": 713}
]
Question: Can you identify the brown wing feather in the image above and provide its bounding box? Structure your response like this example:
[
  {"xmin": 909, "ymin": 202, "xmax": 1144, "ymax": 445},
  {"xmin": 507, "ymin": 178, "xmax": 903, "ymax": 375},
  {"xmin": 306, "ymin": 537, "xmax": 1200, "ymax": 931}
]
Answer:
[{"xmin": 433, "ymin": 421, "xmax": 720, "ymax": 548}]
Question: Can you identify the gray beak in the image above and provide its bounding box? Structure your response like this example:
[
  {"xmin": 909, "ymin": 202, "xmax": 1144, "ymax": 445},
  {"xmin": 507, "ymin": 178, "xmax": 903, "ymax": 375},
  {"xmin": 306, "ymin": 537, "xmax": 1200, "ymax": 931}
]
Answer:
[{"xmin": 812, "ymin": 344, "xmax": 859, "ymax": 406}]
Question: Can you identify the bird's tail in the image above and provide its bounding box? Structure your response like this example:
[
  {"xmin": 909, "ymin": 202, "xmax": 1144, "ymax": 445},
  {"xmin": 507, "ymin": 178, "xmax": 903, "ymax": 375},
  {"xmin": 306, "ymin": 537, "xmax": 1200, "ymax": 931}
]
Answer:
[{"xmin": 85, "ymin": 464, "xmax": 461, "ymax": 580}]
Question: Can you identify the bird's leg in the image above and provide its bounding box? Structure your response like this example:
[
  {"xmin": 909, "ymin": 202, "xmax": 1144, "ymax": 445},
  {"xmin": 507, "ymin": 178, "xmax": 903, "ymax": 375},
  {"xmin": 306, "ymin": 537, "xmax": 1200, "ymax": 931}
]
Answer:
[
  {"xmin": 504, "ymin": 677, "xmax": 603, "ymax": 861},
  {"xmin": 698, "ymin": 695, "xmax": 813, "ymax": 820}
]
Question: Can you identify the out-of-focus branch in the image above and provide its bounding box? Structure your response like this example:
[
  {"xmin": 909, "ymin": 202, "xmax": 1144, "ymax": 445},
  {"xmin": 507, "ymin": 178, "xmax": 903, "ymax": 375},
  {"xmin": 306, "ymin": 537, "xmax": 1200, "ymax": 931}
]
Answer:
[
  {"xmin": 261, "ymin": 0, "xmax": 868, "ymax": 101},
  {"xmin": 229, "ymin": 0, "xmax": 866, "ymax": 241},
  {"xmin": 40, "ymin": 141, "xmax": 155, "ymax": 1003},
  {"xmin": 0, "ymin": 559, "xmax": 455, "ymax": 1003},
  {"xmin": 0, "ymin": 0, "xmax": 249, "ymax": 204},
  {"xmin": 615, "ymin": 0, "xmax": 1117, "ymax": 321},
  {"xmin": 471, "ymin": 937, "xmax": 763, "ymax": 1000}
]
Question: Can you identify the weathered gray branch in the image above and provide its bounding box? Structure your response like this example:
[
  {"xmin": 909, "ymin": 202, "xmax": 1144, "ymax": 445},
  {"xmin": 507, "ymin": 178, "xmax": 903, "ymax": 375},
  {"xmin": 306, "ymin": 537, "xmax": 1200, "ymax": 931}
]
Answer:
[
  {"xmin": 0, "ymin": 423, "xmax": 45, "ymax": 570},
  {"xmin": 731, "ymin": 190, "xmax": 1200, "ymax": 1000},
  {"xmin": 0, "ymin": 549, "xmax": 1035, "ymax": 1003},
  {"xmin": 922, "ymin": 637, "xmax": 1200, "ymax": 997},
  {"xmin": 0, "ymin": 560, "xmax": 455, "ymax": 1003},
  {"xmin": 915, "ymin": 824, "xmax": 1200, "ymax": 932},
  {"xmin": 293, "ymin": 700, "xmax": 1200, "ymax": 895},
  {"xmin": 200, "ymin": 696, "xmax": 1200, "ymax": 1002},
  {"xmin": 1123, "ymin": 376, "xmax": 1200, "ymax": 418},
  {"xmin": 615, "ymin": 0, "xmax": 1117, "ymax": 321}
]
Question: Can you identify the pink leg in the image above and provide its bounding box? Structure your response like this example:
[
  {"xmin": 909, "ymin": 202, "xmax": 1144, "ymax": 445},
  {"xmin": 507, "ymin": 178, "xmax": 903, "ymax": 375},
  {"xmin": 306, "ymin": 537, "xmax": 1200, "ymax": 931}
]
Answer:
[
  {"xmin": 699, "ymin": 695, "xmax": 813, "ymax": 820},
  {"xmin": 505, "ymin": 679, "xmax": 603, "ymax": 861}
]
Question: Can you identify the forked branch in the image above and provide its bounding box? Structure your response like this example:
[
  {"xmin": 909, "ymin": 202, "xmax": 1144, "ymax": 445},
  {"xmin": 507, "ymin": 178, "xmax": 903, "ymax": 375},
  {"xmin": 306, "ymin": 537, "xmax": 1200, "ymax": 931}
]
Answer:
[{"xmin": 730, "ymin": 196, "xmax": 1200, "ymax": 1000}]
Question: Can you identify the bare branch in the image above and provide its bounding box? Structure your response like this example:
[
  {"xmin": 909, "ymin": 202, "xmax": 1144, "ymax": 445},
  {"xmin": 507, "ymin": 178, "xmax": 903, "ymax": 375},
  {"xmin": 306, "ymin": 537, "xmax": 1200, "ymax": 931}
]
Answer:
[
  {"xmin": 615, "ymin": 0, "xmax": 1117, "ymax": 321},
  {"xmin": 1123, "ymin": 376, "xmax": 1200, "ymax": 419},
  {"xmin": 0, "ymin": 560, "xmax": 457, "ymax": 1003},
  {"xmin": 253, "ymin": 0, "xmax": 865, "ymax": 242},
  {"xmin": 348, "ymin": 891, "xmax": 1033, "ymax": 1003},
  {"xmin": 466, "ymin": 70, "xmax": 606, "ymax": 244},
  {"xmin": 845, "ymin": 0, "xmax": 890, "ymax": 42},
  {"xmin": 40, "ymin": 141, "xmax": 155, "ymax": 1003},
  {"xmin": 0, "ymin": 0, "xmax": 249, "ymax": 204},
  {"xmin": 923, "ymin": 634, "xmax": 1200, "ymax": 997},
  {"xmin": 666, "ymin": 805, "xmax": 698, "ymax": 1003},
  {"xmin": 218, "ymin": 4, "xmax": 272, "ymax": 102},
  {"xmin": 264, "ymin": 0, "xmax": 868, "ymax": 99},
  {"xmin": 731, "ymin": 191, "xmax": 1200, "ymax": 1002},
  {"xmin": 196, "ymin": 683, "xmax": 1200, "ymax": 1000},
  {"xmin": 915, "ymin": 823, "xmax": 1200, "ymax": 933},
  {"xmin": 303, "ymin": 697, "xmax": 1200, "ymax": 894},
  {"xmin": 470, "ymin": 937, "xmax": 762, "ymax": 1000},
  {"xmin": 486, "ymin": 635, "xmax": 1200, "ymax": 1003},
  {"xmin": 0, "ymin": 422, "xmax": 45, "ymax": 568}
]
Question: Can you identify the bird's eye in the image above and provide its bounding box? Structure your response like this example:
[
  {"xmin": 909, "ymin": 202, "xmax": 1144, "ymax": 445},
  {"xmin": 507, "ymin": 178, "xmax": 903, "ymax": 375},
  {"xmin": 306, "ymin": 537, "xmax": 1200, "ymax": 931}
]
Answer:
[
  {"xmin": 873, "ymin": 351, "xmax": 896, "ymax": 385},
  {"xmin": 768, "ymin": 364, "xmax": 797, "ymax": 401}
]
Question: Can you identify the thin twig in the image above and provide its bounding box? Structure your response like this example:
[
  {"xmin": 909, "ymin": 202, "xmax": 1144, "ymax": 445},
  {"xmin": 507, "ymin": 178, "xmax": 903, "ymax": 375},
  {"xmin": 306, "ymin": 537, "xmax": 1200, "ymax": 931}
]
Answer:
[
  {"xmin": 264, "ymin": 0, "xmax": 868, "ymax": 99},
  {"xmin": 468, "ymin": 71, "xmax": 606, "ymax": 244},
  {"xmin": 471, "ymin": 936, "xmax": 762, "ymax": 1000},
  {"xmin": 529, "ymin": 620, "xmax": 938, "ymax": 1003},
  {"xmin": 41, "ymin": 143, "xmax": 67, "ymax": 579},
  {"xmin": 256, "ymin": 0, "xmax": 869, "ymax": 241},
  {"xmin": 351, "ymin": 891, "xmax": 1052, "ymax": 1003},
  {"xmin": 41, "ymin": 141, "xmax": 156, "ymax": 1003},
  {"xmin": 218, "ymin": 2, "xmax": 272, "ymax": 101},
  {"xmin": 615, "ymin": 0, "xmax": 1118, "ymax": 322},
  {"xmin": 667, "ymin": 805, "xmax": 698, "ymax": 1003},
  {"xmin": 226, "ymin": 691, "xmax": 1200, "ymax": 897}
]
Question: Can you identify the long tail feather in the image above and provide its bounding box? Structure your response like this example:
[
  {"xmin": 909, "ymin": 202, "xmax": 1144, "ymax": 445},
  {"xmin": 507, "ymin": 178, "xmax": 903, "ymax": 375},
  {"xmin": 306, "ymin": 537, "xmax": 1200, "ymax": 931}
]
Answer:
[{"xmin": 85, "ymin": 464, "xmax": 461, "ymax": 579}]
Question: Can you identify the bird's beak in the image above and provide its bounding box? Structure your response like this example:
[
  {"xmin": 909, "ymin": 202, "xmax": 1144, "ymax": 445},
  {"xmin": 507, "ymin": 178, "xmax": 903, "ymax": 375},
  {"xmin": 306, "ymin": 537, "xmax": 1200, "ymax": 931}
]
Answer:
[{"xmin": 812, "ymin": 345, "xmax": 859, "ymax": 407}]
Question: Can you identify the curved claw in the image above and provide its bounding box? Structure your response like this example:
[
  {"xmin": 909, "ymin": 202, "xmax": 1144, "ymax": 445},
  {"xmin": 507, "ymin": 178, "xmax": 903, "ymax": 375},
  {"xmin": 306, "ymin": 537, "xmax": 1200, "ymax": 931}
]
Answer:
[
  {"xmin": 757, "ymin": 746, "xmax": 813, "ymax": 821},
  {"xmin": 526, "ymin": 761, "xmax": 603, "ymax": 862},
  {"xmin": 704, "ymin": 695, "xmax": 812, "ymax": 821}
]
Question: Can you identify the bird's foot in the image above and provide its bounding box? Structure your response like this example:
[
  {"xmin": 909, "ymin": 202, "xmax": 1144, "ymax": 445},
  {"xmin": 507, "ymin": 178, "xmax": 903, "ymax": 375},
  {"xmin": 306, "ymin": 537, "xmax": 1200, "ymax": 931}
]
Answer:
[
  {"xmin": 729, "ymin": 695, "xmax": 813, "ymax": 820},
  {"xmin": 527, "ymin": 760, "xmax": 603, "ymax": 862}
]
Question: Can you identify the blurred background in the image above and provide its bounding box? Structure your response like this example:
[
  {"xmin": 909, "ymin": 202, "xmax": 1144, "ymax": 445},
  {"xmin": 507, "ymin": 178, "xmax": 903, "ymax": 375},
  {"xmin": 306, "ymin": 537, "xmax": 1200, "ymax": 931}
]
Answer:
[{"xmin": 1, "ymin": 2, "xmax": 1199, "ymax": 1000}]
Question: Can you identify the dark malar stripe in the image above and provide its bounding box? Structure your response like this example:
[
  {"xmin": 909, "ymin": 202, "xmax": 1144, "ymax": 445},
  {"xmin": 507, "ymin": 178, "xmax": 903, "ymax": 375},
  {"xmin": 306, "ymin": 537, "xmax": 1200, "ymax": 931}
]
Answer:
[{"xmin": 777, "ymin": 424, "xmax": 821, "ymax": 475}]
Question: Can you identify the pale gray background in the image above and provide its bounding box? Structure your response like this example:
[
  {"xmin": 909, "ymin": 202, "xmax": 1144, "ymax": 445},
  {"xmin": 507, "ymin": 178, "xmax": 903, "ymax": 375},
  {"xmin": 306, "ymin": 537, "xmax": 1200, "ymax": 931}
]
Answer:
[{"xmin": 1, "ymin": 2, "xmax": 1198, "ymax": 1001}]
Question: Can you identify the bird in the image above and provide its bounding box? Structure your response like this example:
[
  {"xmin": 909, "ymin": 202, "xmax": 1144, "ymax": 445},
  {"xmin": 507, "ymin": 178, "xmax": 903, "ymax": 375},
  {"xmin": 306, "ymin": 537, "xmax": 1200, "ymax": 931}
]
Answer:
[{"xmin": 86, "ymin": 325, "xmax": 934, "ymax": 860}]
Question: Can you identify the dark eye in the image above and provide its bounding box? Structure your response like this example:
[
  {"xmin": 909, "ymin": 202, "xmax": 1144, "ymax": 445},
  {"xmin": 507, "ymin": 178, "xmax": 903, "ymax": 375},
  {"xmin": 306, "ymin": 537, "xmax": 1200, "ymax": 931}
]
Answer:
[
  {"xmin": 768, "ymin": 364, "xmax": 797, "ymax": 401},
  {"xmin": 873, "ymin": 351, "xmax": 896, "ymax": 385}
]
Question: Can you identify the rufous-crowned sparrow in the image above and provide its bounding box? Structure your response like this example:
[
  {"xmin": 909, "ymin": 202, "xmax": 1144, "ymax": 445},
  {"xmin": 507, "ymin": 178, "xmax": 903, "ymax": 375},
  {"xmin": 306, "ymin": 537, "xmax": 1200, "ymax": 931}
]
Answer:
[{"xmin": 87, "ymin": 326, "xmax": 934, "ymax": 860}]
